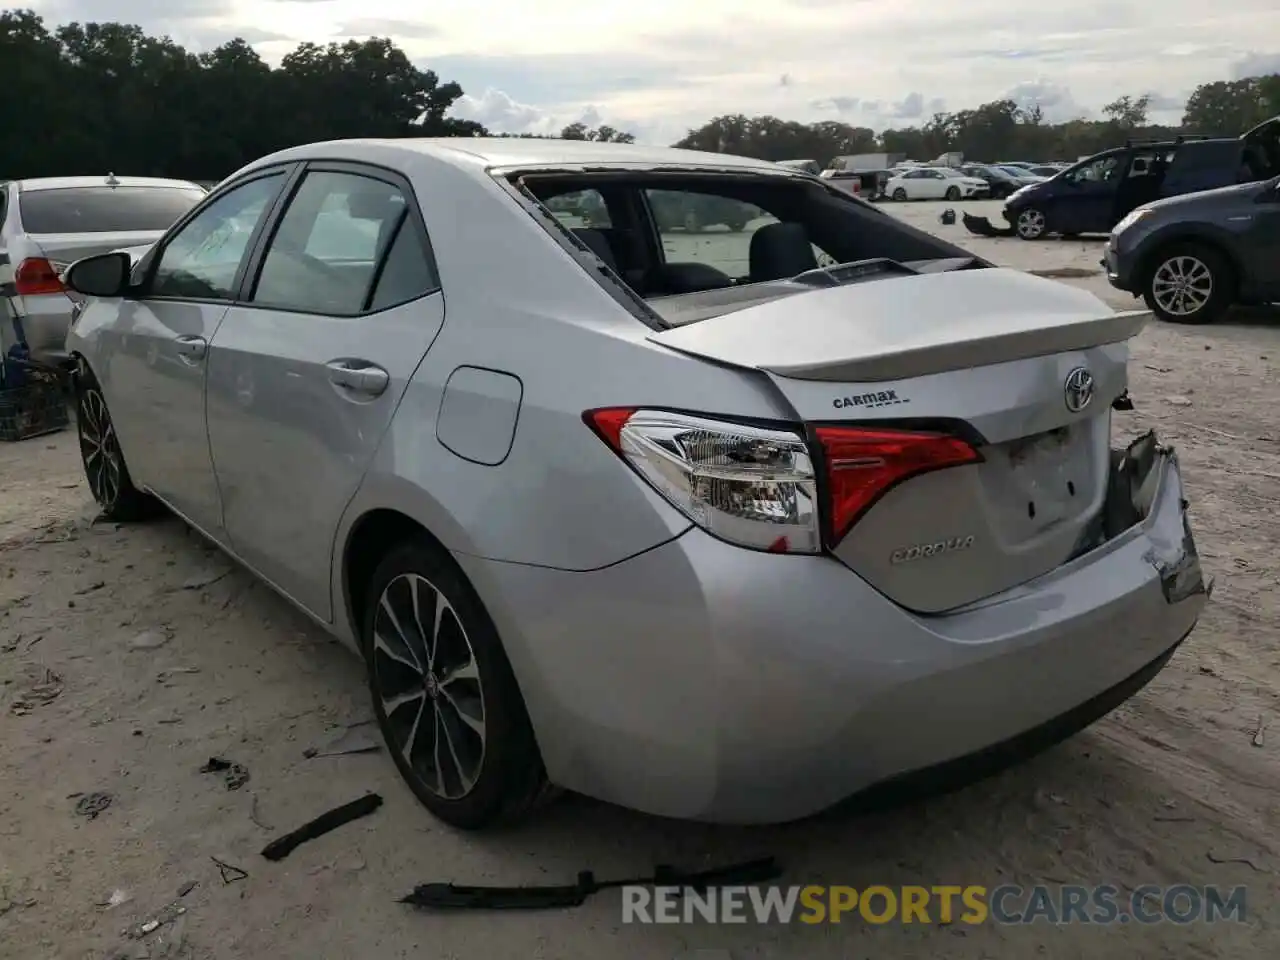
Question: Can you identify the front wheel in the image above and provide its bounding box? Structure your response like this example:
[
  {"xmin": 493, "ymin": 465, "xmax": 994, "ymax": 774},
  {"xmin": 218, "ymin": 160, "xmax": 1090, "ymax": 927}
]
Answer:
[
  {"xmin": 364, "ymin": 539, "xmax": 552, "ymax": 829},
  {"xmin": 1143, "ymin": 244, "xmax": 1233, "ymax": 325},
  {"xmin": 75, "ymin": 367, "xmax": 158, "ymax": 521},
  {"xmin": 1014, "ymin": 207, "xmax": 1048, "ymax": 240},
  {"xmin": 945, "ymin": 186, "xmax": 960, "ymax": 200},
  {"xmin": 892, "ymin": 188, "xmax": 907, "ymax": 201}
]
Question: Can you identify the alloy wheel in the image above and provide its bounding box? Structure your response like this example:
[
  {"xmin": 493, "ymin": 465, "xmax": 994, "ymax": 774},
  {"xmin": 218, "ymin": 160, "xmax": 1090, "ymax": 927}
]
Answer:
[
  {"xmin": 1152, "ymin": 256, "xmax": 1212, "ymax": 317},
  {"xmin": 78, "ymin": 388, "xmax": 122, "ymax": 508},
  {"xmin": 1016, "ymin": 209, "xmax": 1046, "ymax": 239},
  {"xmin": 371, "ymin": 572, "xmax": 486, "ymax": 800}
]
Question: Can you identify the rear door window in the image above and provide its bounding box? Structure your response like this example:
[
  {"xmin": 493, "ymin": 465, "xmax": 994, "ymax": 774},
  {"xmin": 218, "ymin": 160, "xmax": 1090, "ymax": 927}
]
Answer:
[
  {"xmin": 18, "ymin": 185, "xmax": 207, "ymax": 234},
  {"xmin": 251, "ymin": 170, "xmax": 430, "ymax": 316}
]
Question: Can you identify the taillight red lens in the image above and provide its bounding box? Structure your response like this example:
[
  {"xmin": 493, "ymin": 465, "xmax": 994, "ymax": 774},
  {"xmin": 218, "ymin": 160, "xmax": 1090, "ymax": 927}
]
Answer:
[
  {"xmin": 14, "ymin": 257, "xmax": 65, "ymax": 296},
  {"xmin": 816, "ymin": 426, "xmax": 982, "ymax": 543}
]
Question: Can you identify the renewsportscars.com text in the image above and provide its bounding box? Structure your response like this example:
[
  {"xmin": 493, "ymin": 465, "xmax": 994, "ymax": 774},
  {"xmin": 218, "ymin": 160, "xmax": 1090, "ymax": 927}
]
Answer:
[{"xmin": 621, "ymin": 884, "xmax": 1248, "ymax": 925}]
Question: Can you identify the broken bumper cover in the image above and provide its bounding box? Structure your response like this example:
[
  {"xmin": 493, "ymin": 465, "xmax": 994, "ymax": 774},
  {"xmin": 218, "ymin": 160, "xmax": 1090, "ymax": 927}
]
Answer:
[
  {"xmin": 962, "ymin": 211, "xmax": 1016, "ymax": 237},
  {"xmin": 460, "ymin": 434, "xmax": 1207, "ymax": 825}
]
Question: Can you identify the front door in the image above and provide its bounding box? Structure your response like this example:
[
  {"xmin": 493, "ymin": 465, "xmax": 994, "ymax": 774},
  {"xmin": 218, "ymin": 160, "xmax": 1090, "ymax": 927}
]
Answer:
[
  {"xmin": 103, "ymin": 170, "xmax": 291, "ymax": 535},
  {"xmin": 205, "ymin": 164, "xmax": 446, "ymax": 619},
  {"xmin": 1055, "ymin": 153, "xmax": 1123, "ymax": 233},
  {"xmin": 1241, "ymin": 187, "xmax": 1280, "ymax": 299}
]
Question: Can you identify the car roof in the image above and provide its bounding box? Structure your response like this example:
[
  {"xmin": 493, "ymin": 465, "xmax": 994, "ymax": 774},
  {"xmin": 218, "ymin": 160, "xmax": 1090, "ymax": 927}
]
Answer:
[
  {"xmin": 14, "ymin": 175, "xmax": 203, "ymax": 193},
  {"xmin": 249, "ymin": 138, "xmax": 794, "ymax": 177}
]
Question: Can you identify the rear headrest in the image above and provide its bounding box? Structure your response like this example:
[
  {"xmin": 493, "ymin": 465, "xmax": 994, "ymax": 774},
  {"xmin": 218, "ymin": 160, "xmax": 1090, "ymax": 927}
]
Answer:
[
  {"xmin": 571, "ymin": 228, "xmax": 618, "ymax": 272},
  {"xmin": 749, "ymin": 221, "xmax": 818, "ymax": 282}
]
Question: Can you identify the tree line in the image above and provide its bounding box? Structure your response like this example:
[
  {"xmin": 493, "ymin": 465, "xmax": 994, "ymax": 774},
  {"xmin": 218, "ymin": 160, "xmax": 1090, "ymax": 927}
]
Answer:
[{"xmin": 2, "ymin": 8, "xmax": 1278, "ymax": 181}]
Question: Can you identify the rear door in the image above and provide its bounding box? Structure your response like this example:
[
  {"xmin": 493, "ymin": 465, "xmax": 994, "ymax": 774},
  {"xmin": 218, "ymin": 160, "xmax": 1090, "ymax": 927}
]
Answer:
[{"xmin": 205, "ymin": 163, "xmax": 445, "ymax": 619}]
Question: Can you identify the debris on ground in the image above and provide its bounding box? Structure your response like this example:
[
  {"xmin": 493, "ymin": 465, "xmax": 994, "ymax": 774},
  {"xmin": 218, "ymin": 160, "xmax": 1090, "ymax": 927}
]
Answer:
[
  {"xmin": 97, "ymin": 888, "xmax": 132, "ymax": 910},
  {"xmin": 73, "ymin": 791, "xmax": 114, "ymax": 819},
  {"xmin": 156, "ymin": 666, "xmax": 200, "ymax": 683},
  {"xmin": 10, "ymin": 666, "xmax": 64, "ymax": 715},
  {"xmin": 399, "ymin": 856, "xmax": 783, "ymax": 911},
  {"xmin": 211, "ymin": 856, "xmax": 248, "ymax": 884},
  {"xmin": 1252, "ymin": 716, "xmax": 1266, "ymax": 748},
  {"xmin": 303, "ymin": 720, "xmax": 382, "ymax": 759},
  {"xmin": 939, "ymin": 208, "xmax": 956, "ymax": 226},
  {"xmin": 177, "ymin": 880, "xmax": 197, "ymax": 898},
  {"xmin": 126, "ymin": 629, "xmax": 171, "ymax": 651},
  {"xmin": 962, "ymin": 212, "xmax": 1016, "ymax": 237},
  {"xmin": 1166, "ymin": 395, "xmax": 1194, "ymax": 407},
  {"xmin": 199, "ymin": 757, "xmax": 249, "ymax": 791},
  {"xmin": 261, "ymin": 793, "xmax": 383, "ymax": 862},
  {"xmin": 128, "ymin": 898, "xmax": 188, "ymax": 938},
  {"xmin": 182, "ymin": 567, "xmax": 231, "ymax": 590}
]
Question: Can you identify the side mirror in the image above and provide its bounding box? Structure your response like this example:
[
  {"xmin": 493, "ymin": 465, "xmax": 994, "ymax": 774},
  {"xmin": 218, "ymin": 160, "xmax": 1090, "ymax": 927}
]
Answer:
[{"xmin": 63, "ymin": 252, "xmax": 131, "ymax": 298}]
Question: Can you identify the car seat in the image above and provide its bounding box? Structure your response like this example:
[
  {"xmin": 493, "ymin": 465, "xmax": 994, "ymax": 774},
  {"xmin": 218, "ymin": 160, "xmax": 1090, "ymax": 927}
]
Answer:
[
  {"xmin": 571, "ymin": 228, "xmax": 619, "ymax": 272},
  {"xmin": 749, "ymin": 222, "xmax": 818, "ymax": 282}
]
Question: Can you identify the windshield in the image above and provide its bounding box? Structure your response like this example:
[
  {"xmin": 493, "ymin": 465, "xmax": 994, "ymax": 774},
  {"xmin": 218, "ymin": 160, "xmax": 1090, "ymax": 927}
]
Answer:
[
  {"xmin": 18, "ymin": 185, "xmax": 206, "ymax": 234},
  {"xmin": 518, "ymin": 171, "xmax": 985, "ymax": 327}
]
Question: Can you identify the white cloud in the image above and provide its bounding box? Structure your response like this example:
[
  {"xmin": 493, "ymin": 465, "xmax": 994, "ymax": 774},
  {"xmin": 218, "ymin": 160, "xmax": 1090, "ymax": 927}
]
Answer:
[{"xmin": 25, "ymin": 0, "xmax": 1280, "ymax": 142}]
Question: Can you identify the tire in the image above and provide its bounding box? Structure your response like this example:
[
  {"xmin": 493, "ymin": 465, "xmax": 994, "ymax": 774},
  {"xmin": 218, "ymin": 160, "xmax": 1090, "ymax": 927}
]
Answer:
[
  {"xmin": 1014, "ymin": 207, "xmax": 1048, "ymax": 240},
  {"xmin": 892, "ymin": 188, "xmax": 907, "ymax": 201},
  {"xmin": 726, "ymin": 219, "xmax": 748, "ymax": 232},
  {"xmin": 683, "ymin": 210, "xmax": 700, "ymax": 233},
  {"xmin": 74, "ymin": 364, "xmax": 159, "ymax": 522},
  {"xmin": 945, "ymin": 186, "xmax": 960, "ymax": 200},
  {"xmin": 1142, "ymin": 243, "xmax": 1234, "ymax": 325},
  {"xmin": 363, "ymin": 539, "xmax": 551, "ymax": 829}
]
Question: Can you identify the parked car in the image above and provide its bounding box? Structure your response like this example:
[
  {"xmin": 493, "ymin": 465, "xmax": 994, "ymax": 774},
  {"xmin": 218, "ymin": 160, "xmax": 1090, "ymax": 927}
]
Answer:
[
  {"xmin": 817, "ymin": 169, "xmax": 866, "ymax": 197},
  {"xmin": 0, "ymin": 175, "xmax": 207, "ymax": 363},
  {"xmin": 886, "ymin": 167, "xmax": 991, "ymax": 200},
  {"xmin": 1104, "ymin": 174, "xmax": 1280, "ymax": 324},
  {"xmin": 994, "ymin": 165, "xmax": 1048, "ymax": 184},
  {"xmin": 960, "ymin": 163, "xmax": 1027, "ymax": 199},
  {"xmin": 1025, "ymin": 165, "xmax": 1067, "ymax": 178},
  {"xmin": 1002, "ymin": 119, "xmax": 1280, "ymax": 239},
  {"xmin": 61, "ymin": 138, "xmax": 1207, "ymax": 829}
]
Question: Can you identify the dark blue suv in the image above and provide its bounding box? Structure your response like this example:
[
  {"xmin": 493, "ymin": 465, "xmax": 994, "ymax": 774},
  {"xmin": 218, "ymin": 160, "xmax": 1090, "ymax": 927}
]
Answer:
[{"xmin": 1001, "ymin": 117, "xmax": 1280, "ymax": 240}]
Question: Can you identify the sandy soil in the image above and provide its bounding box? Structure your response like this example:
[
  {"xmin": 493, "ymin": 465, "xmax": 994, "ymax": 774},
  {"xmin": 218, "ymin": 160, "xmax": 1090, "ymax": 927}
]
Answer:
[{"xmin": 2, "ymin": 208, "xmax": 1279, "ymax": 960}]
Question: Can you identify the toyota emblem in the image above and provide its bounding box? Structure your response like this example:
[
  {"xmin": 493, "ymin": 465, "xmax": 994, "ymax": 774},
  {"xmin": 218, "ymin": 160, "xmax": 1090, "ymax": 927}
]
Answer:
[{"xmin": 1064, "ymin": 367, "xmax": 1094, "ymax": 413}]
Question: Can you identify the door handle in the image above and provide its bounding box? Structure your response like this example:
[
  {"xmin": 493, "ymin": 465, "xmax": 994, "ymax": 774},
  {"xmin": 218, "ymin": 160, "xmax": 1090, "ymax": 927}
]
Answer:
[
  {"xmin": 325, "ymin": 359, "xmax": 390, "ymax": 397},
  {"xmin": 174, "ymin": 335, "xmax": 207, "ymax": 361}
]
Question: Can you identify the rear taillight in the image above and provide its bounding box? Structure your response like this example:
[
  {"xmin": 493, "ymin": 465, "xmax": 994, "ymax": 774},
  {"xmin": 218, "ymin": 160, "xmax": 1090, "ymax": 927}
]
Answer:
[
  {"xmin": 815, "ymin": 426, "xmax": 982, "ymax": 543},
  {"xmin": 585, "ymin": 410, "xmax": 982, "ymax": 554},
  {"xmin": 14, "ymin": 257, "xmax": 65, "ymax": 296},
  {"xmin": 585, "ymin": 408, "xmax": 821, "ymax": 554}
]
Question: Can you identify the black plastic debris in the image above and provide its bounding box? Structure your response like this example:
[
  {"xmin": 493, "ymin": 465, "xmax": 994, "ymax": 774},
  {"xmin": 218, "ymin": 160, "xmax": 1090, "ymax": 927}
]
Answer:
[
  {"xmin": 199, "ymin": 756, "xmax": 249, "ymax": 791},
  {"xmin": 400, "ymin": 856, "xmax": 783, "ymax": 912},
  {"xmin": 962, "ymin": 211, "xmax": 1017, "ymax": 237},
  {"xmin": 261, "ymin": 792, "xmax": 383, "ymax": 862},
  {"xmin": 939, "ymin": 208, "xmax": 956, "ymax": 226},
  {"xmin": 1112, "ymin": 390, "xmax": 1134, "ymax": 411}
]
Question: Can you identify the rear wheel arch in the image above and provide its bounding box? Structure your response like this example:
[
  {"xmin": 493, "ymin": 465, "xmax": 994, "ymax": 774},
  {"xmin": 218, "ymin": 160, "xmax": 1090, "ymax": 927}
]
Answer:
[{"xmin": 343, "ymin": 508, "xmax": 443, "ymax": 648}]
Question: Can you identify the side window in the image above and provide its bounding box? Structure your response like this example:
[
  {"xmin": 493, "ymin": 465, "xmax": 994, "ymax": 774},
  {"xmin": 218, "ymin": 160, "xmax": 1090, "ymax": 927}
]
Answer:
[
  {"xmin": 151, "ymin": 173, "xmax": 284, "ymax": 300},
  {"xmin": 1068, "ymin": 155, "xmax": 1120, "ymax": 184},
  {"xmin": 545, "ymin": 189, "xmax": 611, "ymax": 228},
  {"xmin": 251, "ymin": 171, "xmax": 413, "ymax": 316},
  {"xmin": 368, "ymin": 217, "xmax": 439, "ymax": 312}
]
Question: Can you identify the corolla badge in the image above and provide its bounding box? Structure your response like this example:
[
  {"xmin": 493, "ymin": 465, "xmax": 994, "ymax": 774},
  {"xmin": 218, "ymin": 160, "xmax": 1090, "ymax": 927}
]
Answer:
[{"xmin": 1063, "ymin": 367, "xmax": 1094, "ymax": 414}]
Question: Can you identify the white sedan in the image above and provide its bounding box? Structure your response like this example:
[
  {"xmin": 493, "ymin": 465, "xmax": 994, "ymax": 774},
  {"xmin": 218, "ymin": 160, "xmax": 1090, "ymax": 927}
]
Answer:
[{"xmin": 886, "ymin": 167, "xmax": 991, "ymax": 201}]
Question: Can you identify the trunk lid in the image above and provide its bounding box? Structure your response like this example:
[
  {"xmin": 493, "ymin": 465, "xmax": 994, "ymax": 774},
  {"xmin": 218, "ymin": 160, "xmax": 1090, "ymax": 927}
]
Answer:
[
  {"xmin": 31, "ymin": 230, "xmax": 168, "ymax": 272},
  {"xmin": 649, "ymin": 268, "xmax": 1149, "ymax": 613}
]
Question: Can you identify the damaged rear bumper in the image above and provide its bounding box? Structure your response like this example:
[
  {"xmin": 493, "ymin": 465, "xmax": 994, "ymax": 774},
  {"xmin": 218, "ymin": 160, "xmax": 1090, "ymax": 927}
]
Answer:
[{"xmin": 459, "ymin": 432, "xmax": 1208, "ymax": 824}]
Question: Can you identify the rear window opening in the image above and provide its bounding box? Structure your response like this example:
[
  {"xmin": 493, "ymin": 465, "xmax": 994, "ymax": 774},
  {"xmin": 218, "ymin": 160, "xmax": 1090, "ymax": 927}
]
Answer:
[
  {"xmin": 18, "ymin": 185, "xmax": 206, "ymax": 234},
  {"xmin": 507, "ymin": 171, "xmax": 989, "ymax": 327}
]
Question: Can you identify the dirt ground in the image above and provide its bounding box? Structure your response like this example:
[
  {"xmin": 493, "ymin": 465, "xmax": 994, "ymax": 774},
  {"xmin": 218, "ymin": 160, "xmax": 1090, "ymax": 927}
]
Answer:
[{"xmin": 2, "ymin": 206, "xmax": 1279, "ymax": 960}]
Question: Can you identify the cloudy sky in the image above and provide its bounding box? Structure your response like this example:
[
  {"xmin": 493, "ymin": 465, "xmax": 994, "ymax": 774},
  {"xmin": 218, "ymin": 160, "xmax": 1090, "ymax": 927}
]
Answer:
[{"xmin": 29, "ymin": 0, "xmax": 1280, "ymax": 143}]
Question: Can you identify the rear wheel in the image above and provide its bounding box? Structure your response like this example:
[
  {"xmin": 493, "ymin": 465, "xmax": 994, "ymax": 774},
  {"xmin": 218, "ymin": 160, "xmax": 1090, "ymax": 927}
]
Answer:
[
  {"xmin": 1015, "ymin": 207, "xmax": 1048, "ymax": 240},
  {"xmin": 1143, "ymin": 243, "xmax": 1233, "ymax": 325},
  {"xmin": 363, "ymin": 539, "xmax": 551, "ymax": 829},
  {"xmin": 74, "ymin": 366, "xmax": 158, "ymax": 521},
  {"xmin": 892, "ymin": 188, "xmax": 907, "ymax": 201},
  {"xmin": 945, "ymin": 186, "xmax": 960, "ymax": 200}
]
